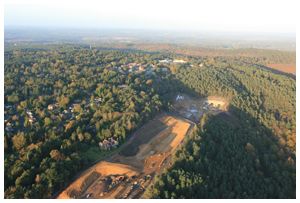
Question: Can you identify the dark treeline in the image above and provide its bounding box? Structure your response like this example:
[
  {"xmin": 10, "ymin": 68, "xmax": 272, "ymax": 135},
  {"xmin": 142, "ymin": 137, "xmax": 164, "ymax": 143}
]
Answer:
[{"xmin": 4, "ymin": 45, "xmax": 295, "ymax": 198}]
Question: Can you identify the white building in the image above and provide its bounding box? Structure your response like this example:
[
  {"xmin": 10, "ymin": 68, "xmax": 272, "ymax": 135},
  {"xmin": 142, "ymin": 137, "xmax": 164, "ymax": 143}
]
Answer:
[
  {"xmin": 176, "ymin": 95, "xmax": 184, "ymax": 101},
  {"xmin": 173, "ymin": 59, "xmax": 187, "ymax": 64},
  {"xmin": 159, "ymin": 59, "xmax": 172, "ymax": 63}
]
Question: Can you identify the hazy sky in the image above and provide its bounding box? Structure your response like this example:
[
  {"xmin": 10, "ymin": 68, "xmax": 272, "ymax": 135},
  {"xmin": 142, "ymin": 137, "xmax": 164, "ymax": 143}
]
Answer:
[{"xmin": 5, "ymin": 0, "xmax": 296, "ymax": 33}]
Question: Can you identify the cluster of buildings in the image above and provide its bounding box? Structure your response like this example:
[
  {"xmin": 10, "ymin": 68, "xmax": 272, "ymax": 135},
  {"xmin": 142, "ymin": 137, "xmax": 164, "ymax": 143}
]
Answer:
[
  {"xmin": 158, "ymin": 58, "xmax": 206, "ymax": 68},
  {"xmin": 99, "ymin": 137, "xmax": 119, "ymax": 150},
  {"xmin": 4, "ymin": 94, "xmax": 106, "ymax": 135},
  {"xmin": 47, "ymin": 96, "xmax": 103, "ymax": 118},
  {"xmin": 107, "ymin": 60, "xmax": 186, "ymax": 77},
  {"xmin": 159, "ymin": 58, "xmax": 187, "ymax": 64},
  {"xmin": 159, "ymin": 59, "xmax": 172, "ymax": 63},
  {"xmin": 173, "ymin": 59, "xmax": 187, "ymax": 64},
  {"xmin": 111, "ymin": 62, "xmax": 156, "ymax": 76}
]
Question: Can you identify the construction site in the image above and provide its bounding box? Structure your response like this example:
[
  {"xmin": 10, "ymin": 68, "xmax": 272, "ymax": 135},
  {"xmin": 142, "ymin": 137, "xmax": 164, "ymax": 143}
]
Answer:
[
  {"xmin": 57, "ymin": 94, "xmax": 228, "ymax": 199},
  {"xmin": 172, "ymin": 94, "xmax": 228, "ymax": 122},
  {"xmin": 57, "ymin": 114, "xmax": 193, "ymax": 199}
]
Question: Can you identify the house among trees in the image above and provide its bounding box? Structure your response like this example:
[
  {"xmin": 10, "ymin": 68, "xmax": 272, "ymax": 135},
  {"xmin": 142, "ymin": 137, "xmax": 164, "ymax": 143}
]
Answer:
[
  {"xmin": 137, "ymin": 66, "xmax": 145, "ymax": 72},
  {"xmin": 26, "ymin": 110, "xmax": 36, "ymax": 124},
  {"xmin": 5, "ymin": 122, "xmax": 13, "ymax": 132},
  {"xmin": 48, "ymin": 104, "xmax": 55, "ymax": 110},
  {"xmin": 159, "ymin": 58, "xmax": 172, "ymax": 63},
  {"xmin": 94, "ymin": 97, "xmax": 102, "ymax": 102},
  {"xmin": 99, "ymin": 137, "xmax": 119, "ymax": 150},
  {"xmin": 176, "ymin": 94, "xmax": 184, "ymax": 101},
  {"xmin": 93, "ymin": 97, "xmax": 102, "ymax": 106},
  {"xmin": 126, "ymin": 62, "xmax": 141, "ymax": 73},
  {"xmin": 173, "ymin": 59, "xmax": 187, "ymax": 63},
  {"xmin": 28, "ymin": 117, "xmax": 36, "ymax": 124},
  {"xmin": 48, "ymin": 103, "xmax": 59, "ymax": 110}
]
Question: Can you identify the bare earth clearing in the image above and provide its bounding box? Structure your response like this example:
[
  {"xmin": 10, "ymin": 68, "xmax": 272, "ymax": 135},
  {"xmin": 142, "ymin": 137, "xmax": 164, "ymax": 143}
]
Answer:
[
  {"xmin": 172, "ymin": 94, "xmax": 228, "ymax": 122},
  {"xmin": 267, "ymin": 63, "xmax": 296, "ymax": 74},
  {"xmin": 58, "ymin": 95, "xmax": 228, "ymax": 199}
]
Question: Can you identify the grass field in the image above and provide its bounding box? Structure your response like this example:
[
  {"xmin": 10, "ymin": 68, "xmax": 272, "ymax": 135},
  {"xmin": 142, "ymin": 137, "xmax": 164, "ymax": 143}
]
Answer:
[{"xmin": 81, "ymin": 146, "xmax": 122, "ymax": 163}]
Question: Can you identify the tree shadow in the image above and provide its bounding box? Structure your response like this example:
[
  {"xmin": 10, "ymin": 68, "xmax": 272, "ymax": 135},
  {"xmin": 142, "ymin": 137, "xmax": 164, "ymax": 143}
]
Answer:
[{"xmin": 155, "ymin": 103, "xmax": 295, "ymax": 198}]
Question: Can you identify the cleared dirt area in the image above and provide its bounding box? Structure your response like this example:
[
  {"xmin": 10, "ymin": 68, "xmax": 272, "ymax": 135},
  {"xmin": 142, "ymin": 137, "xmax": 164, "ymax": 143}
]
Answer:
[
  {"xmin": 172, "ymin": 94, "xmax": 229, "ymax": 122},
  {"xmin": 206, "ymin": 96, "xmax": 229, "ymax": 111},
  {"xmin": 57, "ymin": 161, "xmax": 139, "ymax": 199},
  {"xmin": 267, "ymin": 63, "xmax": 296, "ymax": 74},
  {"xmin": 58, "ymin": 114, "xmax": 193, "ymax": 199}
]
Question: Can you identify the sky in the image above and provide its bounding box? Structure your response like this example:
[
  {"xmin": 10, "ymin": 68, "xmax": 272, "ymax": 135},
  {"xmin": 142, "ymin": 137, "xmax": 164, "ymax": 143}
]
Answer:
[{"xmin": 4, "ymin": 0, "xmax": 297, "ymax": 34}]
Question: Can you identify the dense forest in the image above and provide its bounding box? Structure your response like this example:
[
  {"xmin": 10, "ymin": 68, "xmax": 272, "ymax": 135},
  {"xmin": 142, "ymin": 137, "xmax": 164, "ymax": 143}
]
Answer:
[{"xmin": 4, "ymin": 44, "xmax": 295, "ymax": 198}]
